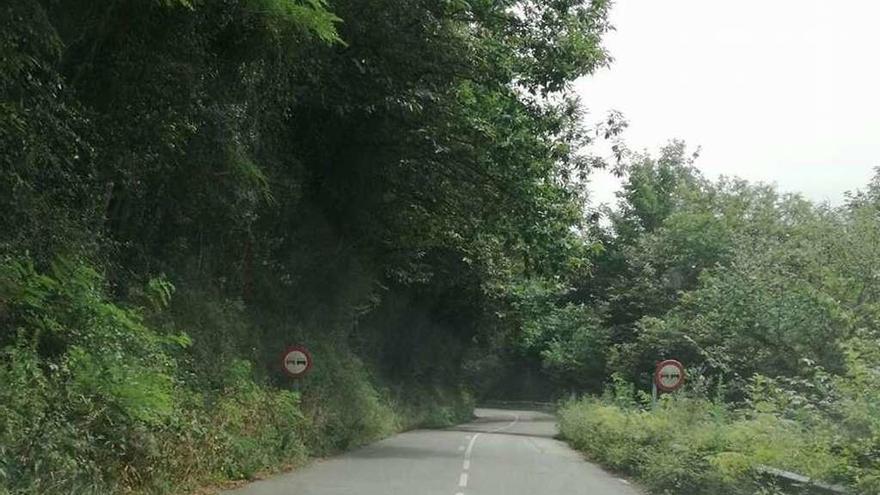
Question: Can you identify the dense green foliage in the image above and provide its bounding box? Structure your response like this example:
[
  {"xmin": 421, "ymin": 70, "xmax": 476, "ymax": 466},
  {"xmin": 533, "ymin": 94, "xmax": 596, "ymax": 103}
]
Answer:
[
  {"xmin": 590, "ymin": 148, "xmax": 880, "ymax": 397},
  {"xmin": 0, "ymin": 256, "xmax": 478, "ymax": 493},
  {"xmin": 3, "ymin": 0, "xmax": 879, "ymax": 494},
  {"xmin": 1, "ymin": 0, "xmax": 614, "ymax": 493},
  {"xmin": 559, "ymin": 347, "xmax": 880, "ymax": 494},
  {"xmin": 550, "ymin": 152, "xmax": 880, "ymax": 493}
]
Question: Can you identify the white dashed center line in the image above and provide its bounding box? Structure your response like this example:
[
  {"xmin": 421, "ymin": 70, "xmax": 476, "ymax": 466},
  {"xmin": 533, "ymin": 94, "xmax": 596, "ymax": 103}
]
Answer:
[
  {"xmin": 464, "ymin": 432, "xmax": 479, "ymax": 458},
  {"xmin": 452, "ymin": 412, "xmax": 519, "ymax": 494}
]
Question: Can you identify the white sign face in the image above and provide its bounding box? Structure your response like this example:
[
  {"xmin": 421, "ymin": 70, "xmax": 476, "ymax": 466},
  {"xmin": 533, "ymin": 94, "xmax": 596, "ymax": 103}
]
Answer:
[
  {"xmin": 657, "ymin": 363, "xmax": 684, "ymax": 389},
  {"xmin": 283, "ymin": 349, "xmax": 310, "ymax": 376}
]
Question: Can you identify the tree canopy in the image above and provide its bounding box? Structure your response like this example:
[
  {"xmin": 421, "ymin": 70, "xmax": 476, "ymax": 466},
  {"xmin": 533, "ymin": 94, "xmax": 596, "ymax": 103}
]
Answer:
[{"xmin": 2, "ymin": 1, "xmax": 879, "ymax": 493}]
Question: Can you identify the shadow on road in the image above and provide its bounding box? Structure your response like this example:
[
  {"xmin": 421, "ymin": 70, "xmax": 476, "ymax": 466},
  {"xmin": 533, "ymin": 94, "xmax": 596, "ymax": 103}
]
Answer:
[
  {"xmin": 345, "ymin": 443, "xmax": 465, "ymax": 460},
  {"xmin": 441, "ymin": 428, "xmax": 558, "ymax": 440},
  {"xmin": 439, "ymin": 408, "xmax": 561, "ymax": 438}
]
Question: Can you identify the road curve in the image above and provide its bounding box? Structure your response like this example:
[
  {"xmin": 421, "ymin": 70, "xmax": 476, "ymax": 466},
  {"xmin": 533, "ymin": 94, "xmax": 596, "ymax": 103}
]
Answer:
[{"xmin": 222, "ymin": 408, "xmax": 642, "ymax": 495}]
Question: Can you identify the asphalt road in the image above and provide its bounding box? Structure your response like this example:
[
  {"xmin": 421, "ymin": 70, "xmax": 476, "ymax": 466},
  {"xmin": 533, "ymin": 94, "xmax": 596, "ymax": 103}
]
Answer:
[{"xmin": 223, "ymin": 408, "xmax": 642, "ymax": 495}]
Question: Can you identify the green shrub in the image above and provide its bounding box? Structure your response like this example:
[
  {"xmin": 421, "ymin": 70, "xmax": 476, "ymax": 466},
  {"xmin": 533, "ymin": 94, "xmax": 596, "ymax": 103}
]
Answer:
[
  {"xmin": 297, "ymin": 349, "xmax": 398, "ymax": 454},
  {"xmin": 0, "ymin": 258, "xmax": 188, "ymax": 493},
  {"xmin": 559, "ymin": 393, "xmax": 856, "ymax": 495},
  {"xmin": 392, "ymin": 385, "xmax": 475, "ymax": 430},
  {"xmin": 0, "ymin": 257, "xmax": 474, "ymax": 494}
]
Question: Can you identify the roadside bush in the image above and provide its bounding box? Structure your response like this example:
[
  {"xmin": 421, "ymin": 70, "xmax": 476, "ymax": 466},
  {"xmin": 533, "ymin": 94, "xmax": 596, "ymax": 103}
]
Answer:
[
  {"xmin": 297, "ymin": 349, "xmax": 398, "ymax": 454},
  {"xmin": 0, "ymin": 258, "xmax": 187, "ymax": 493},
  {"xmin": 559, "ymin": 389, "xmax": 858, "ymax": 494},
  {"xmin": 0, "ymin": 258, "xmax": 474, "ymax": 494},
  {"xmin": 392, "ymin": 385, "xmax": 475, "ymax": 430}
]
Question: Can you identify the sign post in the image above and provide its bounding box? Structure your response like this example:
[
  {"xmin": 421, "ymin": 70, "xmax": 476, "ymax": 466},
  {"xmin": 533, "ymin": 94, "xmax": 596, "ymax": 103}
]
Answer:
[
  {"xmin": 652, "ymin": 359, "xmax": 685, "ymax": 408},
  {"xmin": 281, "ymin": 345, "xmax": 313, "ymax": 392}
]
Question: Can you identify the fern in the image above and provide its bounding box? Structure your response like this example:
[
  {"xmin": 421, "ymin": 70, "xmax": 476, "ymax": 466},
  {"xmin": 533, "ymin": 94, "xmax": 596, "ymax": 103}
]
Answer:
[{"xmin": 245, "ymin": 0, "xmax": 344, "ymax": 44}]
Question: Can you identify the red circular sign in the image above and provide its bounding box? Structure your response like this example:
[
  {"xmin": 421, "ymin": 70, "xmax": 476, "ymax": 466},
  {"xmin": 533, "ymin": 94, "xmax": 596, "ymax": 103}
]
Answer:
[
  {"xmin": 654, "ymin": 359, "xmax": 685, "ymax": 392},
  {"xmin": 281, "ymin": 346, "xmax": 313, "ymax": 378}
]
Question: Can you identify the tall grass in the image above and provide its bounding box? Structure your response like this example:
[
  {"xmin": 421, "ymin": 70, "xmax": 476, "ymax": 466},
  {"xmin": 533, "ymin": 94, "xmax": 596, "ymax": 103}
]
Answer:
[
  {"xmin": 558, "ymin": 378, "xmax": 878, "ymax": 495},
  {"xmin": 0, "ymin": 258, "xmax": 473, "ymax": 494}
]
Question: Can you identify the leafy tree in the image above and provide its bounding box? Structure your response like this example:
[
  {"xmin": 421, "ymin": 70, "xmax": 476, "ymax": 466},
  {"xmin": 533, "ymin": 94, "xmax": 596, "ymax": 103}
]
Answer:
[{"xmin": 1, "ymin": 0, "xmax": 618, "ymax": 490}]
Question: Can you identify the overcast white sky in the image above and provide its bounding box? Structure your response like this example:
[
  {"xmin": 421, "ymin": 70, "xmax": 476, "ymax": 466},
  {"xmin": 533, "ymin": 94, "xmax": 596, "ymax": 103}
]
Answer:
[{"xmin": 575, "ymin": 0, "xmax": 880, "ymax": 207}]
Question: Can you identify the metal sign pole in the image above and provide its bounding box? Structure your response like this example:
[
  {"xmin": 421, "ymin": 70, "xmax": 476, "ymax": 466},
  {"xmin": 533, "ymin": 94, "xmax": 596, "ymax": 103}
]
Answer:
[{"xmin": 651, "ymin": 381, "xmax": 658, "ymax": 409}]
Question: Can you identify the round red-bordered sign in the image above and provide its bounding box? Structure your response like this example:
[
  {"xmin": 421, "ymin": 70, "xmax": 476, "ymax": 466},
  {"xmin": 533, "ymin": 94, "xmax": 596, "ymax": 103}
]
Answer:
[
  {"xmin": 281, "ymin": 346, "xmax": 313, "ymax": 378},
  {"xmin": 654, "ymin": 359, "xmax": 685, "ymax": 392}
]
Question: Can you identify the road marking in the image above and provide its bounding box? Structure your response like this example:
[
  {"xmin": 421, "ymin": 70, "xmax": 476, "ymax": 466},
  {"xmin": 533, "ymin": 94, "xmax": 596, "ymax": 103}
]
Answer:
[
  {"xmin": 453, "ymin": 412, "xmax": 520, "ymax": 494},
  {"xmin": 618, "ymin": 478, "xmax": 631, "ymax": 485},
  {"xmin": 489, "ymin": 412, "xmax": 519, "ymax": 433},
  {"xmin": 464, "ymin": 412, "xmax": 519, "ymax": 460},
  {"xmin": 464, "ymin": 433, "xmax": 480, "ymax": 458}
]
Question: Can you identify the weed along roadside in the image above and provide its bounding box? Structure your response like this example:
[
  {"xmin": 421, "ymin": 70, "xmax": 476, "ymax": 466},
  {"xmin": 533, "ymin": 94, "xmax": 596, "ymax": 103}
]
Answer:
[
  {"xmin": 0, "ymin": 259, "xmax": 473, "ymax": 494},
  {"xmin": 194, "ymin": 343, "xmax": 476, "ymax": 493},
  {"xmin": 4, "ymin": 1, "xmax": 880, "ymax": 494},
  {"xmin": 558, "ymin": 367, "xmax": 871, "ymax": 495}
]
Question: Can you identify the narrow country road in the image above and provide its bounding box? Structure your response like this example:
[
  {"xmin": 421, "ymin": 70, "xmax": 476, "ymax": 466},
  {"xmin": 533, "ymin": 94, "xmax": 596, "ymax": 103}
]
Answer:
[{"xmin": 222, "ymin": 408, "xmax": 642, "ymax": 495}]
